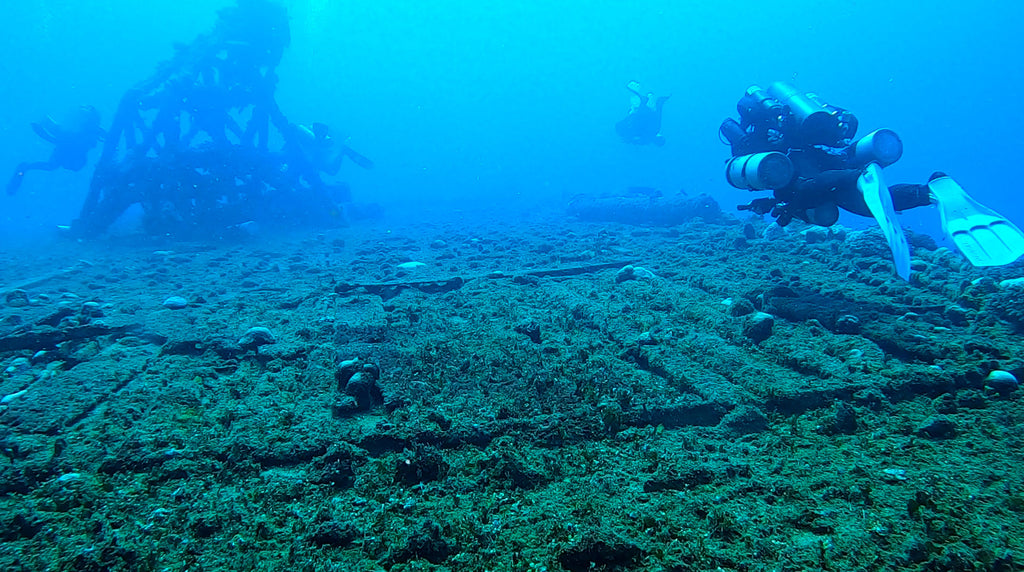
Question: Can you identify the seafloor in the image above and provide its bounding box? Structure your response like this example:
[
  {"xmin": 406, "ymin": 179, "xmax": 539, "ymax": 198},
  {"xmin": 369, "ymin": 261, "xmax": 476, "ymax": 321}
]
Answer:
[{"xmin": 2, "ymin": 202, "xmax": 1023, "ymax": 572}]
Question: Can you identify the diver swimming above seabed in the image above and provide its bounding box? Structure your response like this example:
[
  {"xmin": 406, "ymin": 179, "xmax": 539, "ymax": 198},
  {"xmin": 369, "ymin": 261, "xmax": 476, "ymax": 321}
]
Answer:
[{"xmin": 720, "ymin": 81, "xmax": 1024, "ymax": 278}]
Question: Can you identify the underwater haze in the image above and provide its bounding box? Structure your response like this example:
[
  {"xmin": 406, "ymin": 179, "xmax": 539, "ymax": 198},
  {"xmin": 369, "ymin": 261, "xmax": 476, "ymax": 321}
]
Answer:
[
  {"xmin": 6, "ymin": 2, "xmax": 1024, "ymax": 570},
  {"xmin": 1, "ymin": 0, "xmax": 1022, "ymax": 242}
]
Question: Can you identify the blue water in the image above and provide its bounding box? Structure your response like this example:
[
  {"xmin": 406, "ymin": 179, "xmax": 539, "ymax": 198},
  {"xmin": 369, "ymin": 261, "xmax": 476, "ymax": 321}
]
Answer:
[{"xmin": 1, "ymin": 0, "xmax": 1021, "ymax": 247}]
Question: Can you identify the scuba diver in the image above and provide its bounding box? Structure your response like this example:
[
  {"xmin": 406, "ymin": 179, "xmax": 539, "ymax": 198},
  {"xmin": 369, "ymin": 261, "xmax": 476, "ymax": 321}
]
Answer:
[
  {"xmin": 720, "ymin": 82, "xmax": 1024, "ymax": 278},
  {"xmin": 290, "ymin": 122, "xmax": 374, "ymax": 176},
  {"xmin": 276, "ymin": 121, "xmax": 375, "ymax": 224},
  {"xmin": 616, "ymin": 81, "xmax": 670, "ymax": 146},
  {"xmin": 6, "ymin": 106, "xmax": 105, "ymax": 195}
]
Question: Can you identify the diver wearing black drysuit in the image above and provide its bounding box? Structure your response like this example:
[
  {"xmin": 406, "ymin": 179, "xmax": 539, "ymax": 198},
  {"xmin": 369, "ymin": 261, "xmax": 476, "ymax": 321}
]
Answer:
[
  {"xmin": 6, "ymin": 106, "xmax": 105, "ymax": 195},
  {"xmin": 616, "ymin": 81, "xmax": 670, "ymax": 146},
  {"xmin": 720, "ymin": 82, "xmax": 929, "ymax": 227},
  {"xmin": 775, "ymin": 145, "xmax": 933, "ymax": 227},
  {"xmin": 720, "ymin": 82, "xmax": 1024, "ymax": 271}
]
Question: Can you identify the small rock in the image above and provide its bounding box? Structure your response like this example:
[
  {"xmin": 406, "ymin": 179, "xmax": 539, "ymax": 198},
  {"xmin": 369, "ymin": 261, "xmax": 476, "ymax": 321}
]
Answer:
[
  {"xmin": 728, "ymin": 298, "xmax": 755, "ymax": 317},
  {"xmin": 163, "ymin": 296, "xmax": 189, "ymax": 310},
  {"xmin": 834, "ymin": 314, "xmax": 861, "ymax": 334},
  {"xmin": 336, "ymin": 358, "xmax": 382, "ymax": 410},
  {"xmin": 763, "ymin": 223, "xmax": 786, "ymax": 241},
  {"xmin": 514, "ymin": 321, "xmax": 542, "ymax": 344},
  {"xmin": 999, "ymin": 277, "xmax": 1024, "ymax": 289},
  {"xmin": 801, "ymin": 227, "xmax": 829, "ymax": 244},
  {"xmin": 615, "ymin": 265, "xmax": 656, "ymax": 283},
  {"xmin": 1, "ymin": 389, "xmax": 28, "ymax": 404},
  {"xmin": 345, "ymin": 371, "xmax": 374, "ymax": 397},
  {"xmin": 827, "ymin": 401, "xmax": 858, "ymax": 434},
  {"xmin": 397, "ymin": 261, "xmax": 426, "ymax": 270},
  {"xmin": 5, "ymin": 290, "xmax": 31, "ymax": 308},
  {"xmin": 342, "ymin": 369, "xmax": 381, "ymax": 409},
  {"xmin": 916, "ymin": 415, "xmax": 957, "ymax": 439},
  {"xmin": 636, "ymin": 331, "xmax": 657, "ymax": 346},
  {"xmin": 743, "ymin": 312, "xmax": 774, "ymax": 342},
  {"xmin": 984, "ymin": 370, "xmax": 1019, "ymax": 394},
  {"xmin": 309, "ymin": 521, "xmax": 359, "ymax": 547},
  {"xmin": 944, "ymin": 305, "xmax": 969, "ymax": 326},
  {"xmin": 338, "ymin": 358, "xmax": 362, "ymax": 386},
  {"xmin": 4, "ymin": 358, "xmax": 31, "ymax": 376},
  {"xmin": 720, "ymin": 405, "xmax": 768, "ymax": 435},
  {"xmin": 634, "ymin": 267, "xmax": 657, "ymax": 280},
  {"xmin": 429, "ymin": 239, "xmax": 447, "ymax": 249},
  {"xmin": 881, "ymin": 468, "xmax": 908, "ymax": 482},
  {"xmin": 238, "ymin": 326, "xmax": 276, "ymax": 348},
  {"xmin": 969, "ymin": 277, "xmax": 999, "ymax": 295},
  {"xmin": 332, "ymin": 395, "xmax": 361, "ymax": 416}
]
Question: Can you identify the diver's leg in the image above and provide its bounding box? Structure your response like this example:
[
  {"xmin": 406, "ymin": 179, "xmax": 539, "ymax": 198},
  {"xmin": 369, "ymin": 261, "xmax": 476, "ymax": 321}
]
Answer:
[
  {"xmin": 6, "ymin": 163, "xmax": 30, "ymax": 195},
  {"xmin": 22, "ymin": 160, "xmax": 59, "ymax": 172},
  {"xmin": 6, "ymin": 160, "xmax": 61, "ymax": 195},
  {"xmin": 888, "ymin": 183, "xmax": 932, "ymax": 211},
  {"xmin": 813, "ymin": 170, "xmax": 870, "ymax": 217}
]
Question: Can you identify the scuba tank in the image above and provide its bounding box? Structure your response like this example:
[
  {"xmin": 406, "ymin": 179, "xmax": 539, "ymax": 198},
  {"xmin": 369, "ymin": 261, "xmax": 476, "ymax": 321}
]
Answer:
[
  {"xmin": 767, "ymin": 82, "xmax": 843, "ymax": 145},
  {"xmin": 726, "ymin": 152, "xmax": 795, "ymax": 190},
  {"xmin": 737, "ymin": 85, "xmax": 784, "ymax": 128},
  {"xmin": 848, "ymin": 128, "xmax": 903, "ymax": 168}
]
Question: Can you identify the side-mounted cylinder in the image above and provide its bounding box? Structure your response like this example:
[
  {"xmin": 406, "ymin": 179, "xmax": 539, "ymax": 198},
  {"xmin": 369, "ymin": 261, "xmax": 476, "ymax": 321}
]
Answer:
[{"xmin": 726, "ymin": 152, "xmax": 795, "ymax": 190}]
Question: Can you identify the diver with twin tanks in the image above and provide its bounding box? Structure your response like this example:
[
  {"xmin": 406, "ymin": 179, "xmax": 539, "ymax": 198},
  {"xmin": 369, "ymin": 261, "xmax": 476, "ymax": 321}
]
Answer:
[{"xmin": 720, "ymin": 81, "xmax": 1024, "ymax": 278}]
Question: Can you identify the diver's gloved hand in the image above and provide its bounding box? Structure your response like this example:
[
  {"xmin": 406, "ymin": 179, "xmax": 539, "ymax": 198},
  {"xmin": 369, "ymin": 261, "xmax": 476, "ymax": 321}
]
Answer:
[{"xmin": 771, "ymin": 205, "xmax": 794, "ymax": 227}]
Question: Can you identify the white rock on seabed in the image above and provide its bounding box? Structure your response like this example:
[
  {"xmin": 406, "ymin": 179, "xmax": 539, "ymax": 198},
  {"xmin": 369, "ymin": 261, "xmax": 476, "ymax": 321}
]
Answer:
[
  {"xmin": 397, "ymin": 261, "xmax": 426, "ymax": 270},
  {"xmin": 238, "ymin": 326, "xmax": 277, "ymax": 347},
  {"xmin": 999, "ymin": 277, "xmax": 1024, "ymax": 290},
  {"xmin": 984, "ymin": 370, "xmax": 1019, "ymax": 393},
  {"xmin": 4, "ymin": 358, "xmax": 31, "ymax": 375},
  {"xmin": 1, "ymin": 389, "xmax": 28, "ymax": 404},
  {"xmin": 615, "ymin": 265, "xmax": 657, "ymax": 283},
  {"xmin": 162, "ymin": 296, "xmax": 189, "ymax": 310}
]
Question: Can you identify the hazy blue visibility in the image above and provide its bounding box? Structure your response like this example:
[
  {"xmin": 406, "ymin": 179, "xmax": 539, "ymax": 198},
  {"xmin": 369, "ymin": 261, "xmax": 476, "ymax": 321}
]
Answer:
[
  {"xmin": 6, "ymin": 4, "xmax": 1024, "ymax": 569},
  {"xmin": 1, "ymin": 0, "xmax": 1022, "ymax": 243}
]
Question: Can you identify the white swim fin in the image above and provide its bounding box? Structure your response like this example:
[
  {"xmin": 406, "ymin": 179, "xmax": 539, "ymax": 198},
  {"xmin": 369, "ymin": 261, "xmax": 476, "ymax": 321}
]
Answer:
[
  {"xmin": 928, "ymin": 176, "xmax": 1024, "ymax": 267},
  {"xmin": 858, "ymin": 163, "xmax": 912, "ymax": 280}
]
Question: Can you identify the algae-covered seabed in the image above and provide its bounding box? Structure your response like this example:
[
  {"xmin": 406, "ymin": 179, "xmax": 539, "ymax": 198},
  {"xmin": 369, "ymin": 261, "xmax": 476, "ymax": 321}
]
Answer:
[{"xmin": 2, "ymin": 209, "xmax": 1024, "ymax": 571}]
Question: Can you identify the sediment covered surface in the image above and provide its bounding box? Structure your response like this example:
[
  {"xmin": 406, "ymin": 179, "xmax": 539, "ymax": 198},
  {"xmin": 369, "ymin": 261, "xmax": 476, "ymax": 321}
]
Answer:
[{"xmin": 1, "ymin": 210, "xmax": 1023, "ymax": 571}]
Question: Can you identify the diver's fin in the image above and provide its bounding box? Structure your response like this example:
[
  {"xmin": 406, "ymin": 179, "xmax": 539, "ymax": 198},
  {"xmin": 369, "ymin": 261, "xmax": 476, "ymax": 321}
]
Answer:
[
  {"xmin": 858, "ymin": 163, "xmax": 912, "ymax": 280},
  {"xmin": 928, "ymin": 176, "xmax": 1024, "ymax": 267},
  {"xmin": 30, "ymin": 117, "xmax": 61, "ymax": 144}
]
